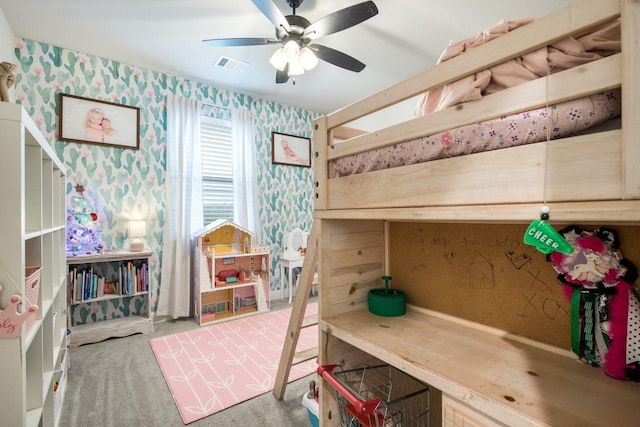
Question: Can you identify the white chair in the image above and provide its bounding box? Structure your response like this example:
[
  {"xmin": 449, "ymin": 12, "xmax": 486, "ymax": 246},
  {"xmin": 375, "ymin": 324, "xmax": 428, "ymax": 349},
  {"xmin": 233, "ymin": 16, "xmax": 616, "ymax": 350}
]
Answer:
[{"xmin": 279, "ymin": 228, "xmax": 308, "ymax": 303}]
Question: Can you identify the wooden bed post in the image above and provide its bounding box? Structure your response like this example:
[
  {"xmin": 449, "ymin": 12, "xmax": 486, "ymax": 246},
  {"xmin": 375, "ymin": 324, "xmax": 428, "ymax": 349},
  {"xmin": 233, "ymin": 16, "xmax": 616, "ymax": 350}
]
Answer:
[
  {"xmin": 622, "ymin": 0, "xmax": 640, "ymax": 198},
  {"xmin": 313, "ymin": 115, "xmax": 328, "ymax": 211}
]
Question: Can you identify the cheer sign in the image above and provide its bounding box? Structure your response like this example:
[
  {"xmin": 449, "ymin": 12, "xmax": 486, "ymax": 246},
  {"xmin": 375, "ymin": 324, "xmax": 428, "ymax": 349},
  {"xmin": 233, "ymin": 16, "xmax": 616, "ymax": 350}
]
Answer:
[{"xmin": 524, "ymin": 219, "xmax": 574, "ymax": 255}]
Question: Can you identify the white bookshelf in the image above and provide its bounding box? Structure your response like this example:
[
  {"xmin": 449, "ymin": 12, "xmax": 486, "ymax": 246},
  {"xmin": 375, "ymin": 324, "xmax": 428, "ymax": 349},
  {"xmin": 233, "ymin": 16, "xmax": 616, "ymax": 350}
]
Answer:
[
  {"xmin": 67, "ymin": 249, "xmax": 154, "ymax": 347},
  {"xmin": 0, "ymin": 103, "xmax": 67, "ymax": 427}
]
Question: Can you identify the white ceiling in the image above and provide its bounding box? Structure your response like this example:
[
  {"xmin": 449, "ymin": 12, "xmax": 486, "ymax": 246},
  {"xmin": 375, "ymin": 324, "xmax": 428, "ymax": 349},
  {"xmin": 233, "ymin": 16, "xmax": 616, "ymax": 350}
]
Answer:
[{"xmin": 0, "ymin": 0, "xmax": 574, "ymax": 115}]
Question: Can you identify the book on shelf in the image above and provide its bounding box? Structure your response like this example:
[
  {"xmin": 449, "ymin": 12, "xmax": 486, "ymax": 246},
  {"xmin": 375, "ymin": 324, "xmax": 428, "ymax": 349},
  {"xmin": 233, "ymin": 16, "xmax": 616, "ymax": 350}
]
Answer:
[{"xmin": 69, "ymin": 260, "xmax": 150, "ymax": 302}]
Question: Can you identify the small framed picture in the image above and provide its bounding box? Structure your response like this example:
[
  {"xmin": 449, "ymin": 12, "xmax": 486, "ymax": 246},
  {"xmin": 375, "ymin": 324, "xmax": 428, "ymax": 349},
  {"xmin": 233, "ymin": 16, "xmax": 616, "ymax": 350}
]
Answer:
[
  {"xmin": 271, "ymin": 131, "xmax": 311, "ymax": 167},
  {"xmin": 58, "ymin": 93, "xmax": 141, "ymax": 150}
]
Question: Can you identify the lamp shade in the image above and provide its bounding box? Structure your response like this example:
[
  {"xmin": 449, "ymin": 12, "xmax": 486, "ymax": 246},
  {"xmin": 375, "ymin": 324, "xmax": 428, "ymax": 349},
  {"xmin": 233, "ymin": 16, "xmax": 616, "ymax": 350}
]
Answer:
[
  {"xmin": 269, "ymin": 48, "xmax": 287, "ymax": 71},
  {"xmin": 299, "ymin": 47, "xmax": 318, "ymax": 70},
  {"xmin": 283, "ymin": 40, "xmax": 300, "ymax": 61},
  {"xmin": 288, "ymin": 58, "xmax": 305, "ymax": 76},
  {"xmin": 129, "ymin": 220, "xmax": 147, "ymax": 237},
  {"xmin": 129, "ymin": 220, "xmax": 146, "ymax": 252}
]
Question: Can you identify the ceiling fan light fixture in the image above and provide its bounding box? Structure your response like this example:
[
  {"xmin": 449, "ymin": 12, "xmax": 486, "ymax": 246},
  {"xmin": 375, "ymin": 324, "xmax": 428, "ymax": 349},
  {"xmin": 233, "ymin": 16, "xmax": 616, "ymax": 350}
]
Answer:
[
  {"xmin": 288, "ymin": 58, "xmax": 305, "ymax": 76},
  {"xmin": 204, "ymin": 0, "xmax": 378, "ymax": 83},
  {"xmin": 283, "ymin": 40, "xmax": 300, "ymax": 61},
  {"xmin": 299, "ymin": 47, "xmax": 318, "ymax": 70},
  {"xmin": 269, "ymin": 48, "xmax": 288, "ymax": 71}
]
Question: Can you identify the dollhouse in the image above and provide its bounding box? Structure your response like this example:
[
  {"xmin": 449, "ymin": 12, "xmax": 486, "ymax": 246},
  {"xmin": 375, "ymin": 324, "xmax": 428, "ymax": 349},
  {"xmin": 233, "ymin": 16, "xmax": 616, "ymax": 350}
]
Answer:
[{"xmin": 192, "ymin": 219, "xmax": 270, "ymax": 325}]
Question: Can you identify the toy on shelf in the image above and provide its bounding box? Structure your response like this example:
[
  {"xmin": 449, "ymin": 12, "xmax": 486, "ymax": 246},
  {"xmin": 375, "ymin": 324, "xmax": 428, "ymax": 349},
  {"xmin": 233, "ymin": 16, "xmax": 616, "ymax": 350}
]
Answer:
[
  {"xmin": 0, "ymin": 61, "xmax": 16, "ymax": 102},
  {"xmin": 369, "ymin": 276, "xmax": 406, "ymax": 317},
  {"xmin": 549, "ymin": 226, "xmax": 640, "ymax": 381},
  {"xmin": 0, "ymin": 285, "xmax": 38, "ymax": 339}
]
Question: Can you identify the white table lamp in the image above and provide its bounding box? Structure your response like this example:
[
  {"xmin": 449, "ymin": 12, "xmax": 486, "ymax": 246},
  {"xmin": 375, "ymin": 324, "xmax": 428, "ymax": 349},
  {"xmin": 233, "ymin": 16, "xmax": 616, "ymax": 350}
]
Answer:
[{"xmin": 129, "ymin": 220, "xmax": 146, "ymax": 252}]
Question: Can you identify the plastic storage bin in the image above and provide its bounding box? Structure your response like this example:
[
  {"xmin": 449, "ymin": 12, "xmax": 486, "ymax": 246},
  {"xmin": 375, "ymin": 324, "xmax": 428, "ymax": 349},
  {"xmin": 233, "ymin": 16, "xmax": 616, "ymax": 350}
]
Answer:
[{"xmin": 302, "ymin": 391, "xmax": 319, "ymax": 427}]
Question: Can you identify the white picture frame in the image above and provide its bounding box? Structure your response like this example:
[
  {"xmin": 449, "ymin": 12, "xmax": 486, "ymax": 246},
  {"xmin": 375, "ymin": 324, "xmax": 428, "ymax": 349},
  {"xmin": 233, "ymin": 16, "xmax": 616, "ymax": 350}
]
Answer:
[{"xmin": 271, "ymin": 131, "xmax": 311, "ymax": 167}]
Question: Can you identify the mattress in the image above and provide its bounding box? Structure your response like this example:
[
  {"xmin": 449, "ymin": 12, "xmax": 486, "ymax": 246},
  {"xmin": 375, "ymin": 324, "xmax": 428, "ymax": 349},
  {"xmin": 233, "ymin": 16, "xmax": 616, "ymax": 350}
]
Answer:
[{"xmin": 333, "ymin": 90, "xmax": 621, "ymax": 177}]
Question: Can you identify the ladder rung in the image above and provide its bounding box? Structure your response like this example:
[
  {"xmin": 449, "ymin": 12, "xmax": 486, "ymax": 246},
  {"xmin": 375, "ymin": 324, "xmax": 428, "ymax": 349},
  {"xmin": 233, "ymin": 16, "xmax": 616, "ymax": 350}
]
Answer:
[
  {"xmin": 301, "ymin": 314, "xmax": 318, "ymax": 329},
  {"xmin": 293, "ymin": 347, "xmax": 318, "ymax": 365}
]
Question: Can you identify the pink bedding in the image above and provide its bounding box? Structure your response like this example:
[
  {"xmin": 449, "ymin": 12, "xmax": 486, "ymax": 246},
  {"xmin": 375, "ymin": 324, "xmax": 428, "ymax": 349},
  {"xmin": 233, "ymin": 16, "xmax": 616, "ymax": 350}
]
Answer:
[
  {"xmin": 333, "ymin": 90, "xmax": 621, "ymax": 176},
  {"xmin": 415, "ymin": 19, "xmax": 620, "ymax": 116},
  {"xmin": 333, "ymin": 19, "xmax": 621, "ymax": 177}
]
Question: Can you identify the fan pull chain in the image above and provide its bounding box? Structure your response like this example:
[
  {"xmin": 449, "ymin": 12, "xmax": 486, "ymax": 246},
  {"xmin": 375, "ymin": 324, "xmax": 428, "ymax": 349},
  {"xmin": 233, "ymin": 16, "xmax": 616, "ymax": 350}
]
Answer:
[
  {"xmin": 523, "ymin": 66, "xmax": 573, "ymax": 255},
  {"xmin": 540, "ymin": 67, "xmax": 553, "ymax": 221}
]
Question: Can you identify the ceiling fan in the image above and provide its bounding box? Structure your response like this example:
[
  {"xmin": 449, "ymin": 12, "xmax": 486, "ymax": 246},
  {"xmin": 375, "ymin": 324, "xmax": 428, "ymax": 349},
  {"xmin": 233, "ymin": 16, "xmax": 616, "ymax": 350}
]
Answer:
[{"xmin": 203, "ymin": 0, "xmax": 378, "ymax": 84}]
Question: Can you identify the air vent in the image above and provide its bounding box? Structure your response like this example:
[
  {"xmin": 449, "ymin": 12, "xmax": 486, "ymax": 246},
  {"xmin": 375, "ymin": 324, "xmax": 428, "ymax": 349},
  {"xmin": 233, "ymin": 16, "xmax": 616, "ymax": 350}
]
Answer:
[{"xmin": 214, "ymin": 56, "xmax": 249, "ymax": 73}]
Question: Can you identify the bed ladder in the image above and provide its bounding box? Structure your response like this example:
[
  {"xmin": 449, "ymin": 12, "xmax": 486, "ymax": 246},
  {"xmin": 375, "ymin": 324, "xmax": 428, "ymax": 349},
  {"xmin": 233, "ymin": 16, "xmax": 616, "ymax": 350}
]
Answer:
[{"xmin": 273, "ymin": 220, "xmax": 319, "ymax": 400}]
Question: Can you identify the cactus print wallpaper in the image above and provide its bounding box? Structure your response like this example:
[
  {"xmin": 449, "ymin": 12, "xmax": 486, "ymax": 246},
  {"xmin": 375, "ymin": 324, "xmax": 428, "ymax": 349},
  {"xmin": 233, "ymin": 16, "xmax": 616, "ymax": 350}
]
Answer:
[{"xmin": 12, "ymin": 38, "xmax": 317, "ymax": 323}]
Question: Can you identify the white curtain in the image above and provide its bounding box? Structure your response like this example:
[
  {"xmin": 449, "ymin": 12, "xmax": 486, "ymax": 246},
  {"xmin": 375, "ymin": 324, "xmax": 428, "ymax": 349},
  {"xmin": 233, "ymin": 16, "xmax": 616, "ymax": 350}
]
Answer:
[
  {"xmin": 157, "ymin": 95, "xmax": 203, "ymax": 319},
  {"xmin": 232, "ymin": 108, "xmax": 261, "ymax": 242}
]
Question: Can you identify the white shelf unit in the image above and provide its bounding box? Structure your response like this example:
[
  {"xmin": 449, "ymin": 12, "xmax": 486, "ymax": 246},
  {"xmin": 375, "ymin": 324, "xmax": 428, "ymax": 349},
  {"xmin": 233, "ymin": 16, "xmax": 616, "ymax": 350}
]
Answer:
[
  {"xmin": 67, "ymin": 250, "xmax": 153, "ymax": 347},
  {"xmin": 0, "ymin": 103, "xmax": 67, "ymax": 427}
]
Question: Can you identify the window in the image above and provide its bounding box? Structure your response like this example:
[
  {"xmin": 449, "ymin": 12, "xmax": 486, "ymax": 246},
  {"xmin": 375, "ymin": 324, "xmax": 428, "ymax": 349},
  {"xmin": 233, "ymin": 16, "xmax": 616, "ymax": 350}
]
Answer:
[{"xmin": 200, "ymin": 116, "xmax": 233, "ymax": 225}]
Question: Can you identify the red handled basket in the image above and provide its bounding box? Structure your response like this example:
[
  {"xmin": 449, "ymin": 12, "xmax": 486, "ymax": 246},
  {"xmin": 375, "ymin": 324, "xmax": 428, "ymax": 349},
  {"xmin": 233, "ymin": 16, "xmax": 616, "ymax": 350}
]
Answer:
[{"xmin": 318, "ymin": 364, "xmax": 430, "ymax": 427}]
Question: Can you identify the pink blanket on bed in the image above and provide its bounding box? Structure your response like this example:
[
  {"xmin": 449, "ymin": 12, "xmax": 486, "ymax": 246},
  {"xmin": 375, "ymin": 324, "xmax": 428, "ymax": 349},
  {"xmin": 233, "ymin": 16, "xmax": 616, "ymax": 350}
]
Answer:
[{"xmin": 414, "ymin": 19, "xmax": 621, "ymax": 116}]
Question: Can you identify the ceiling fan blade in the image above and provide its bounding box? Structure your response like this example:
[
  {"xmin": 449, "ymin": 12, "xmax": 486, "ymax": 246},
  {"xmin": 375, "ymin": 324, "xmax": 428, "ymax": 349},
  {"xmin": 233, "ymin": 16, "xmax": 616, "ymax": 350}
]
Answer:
[
  {"xmin": 303, "ymin": 1, "xmax": 378, "ymax": 40},
  {"xmin": 251, "ymin": 0, "xmax": 291, "ymax": 33},
  {"xmin": 202, "ymin": 37, "xmax": 280, "ymax": 47},
  {"xmin": 312, "ymin": 44, "xmax": 366, "ymax": 73},
  {"xmin": 276, "ymin": 65, "xmax": 289, "ymax": 84}
]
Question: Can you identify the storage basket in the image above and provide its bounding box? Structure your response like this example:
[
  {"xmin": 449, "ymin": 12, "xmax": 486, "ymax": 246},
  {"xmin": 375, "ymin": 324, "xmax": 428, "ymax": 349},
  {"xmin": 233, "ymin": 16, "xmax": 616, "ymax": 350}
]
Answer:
[
  {"xmin": 24, "ymin": 266, "xmax": 42, "ymax": 336},
  {"xmin": 52, "ymin": 346, "xmax": 68, "ymax": 422},
  {"xmin": 318, "ymin": 364, "xmax": 430, "ymax": 427},
  {"xmin": 53, "ymin": 356, "xmax": 67, "ymax": 422}
]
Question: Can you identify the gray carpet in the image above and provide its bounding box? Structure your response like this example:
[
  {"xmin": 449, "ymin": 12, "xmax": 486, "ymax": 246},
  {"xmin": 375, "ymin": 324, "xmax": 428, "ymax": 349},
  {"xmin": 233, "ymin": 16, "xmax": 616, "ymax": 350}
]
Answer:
[{"xmin": 60, "ymin": 299, "xmax": 315, "ymax": 427}]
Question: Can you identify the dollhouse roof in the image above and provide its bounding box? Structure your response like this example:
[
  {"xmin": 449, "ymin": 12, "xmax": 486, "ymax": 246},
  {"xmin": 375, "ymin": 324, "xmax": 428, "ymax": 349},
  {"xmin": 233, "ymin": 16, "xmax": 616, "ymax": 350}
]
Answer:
[
  {"xmin": 192, "ymin": 219, "xmax": 253, "ymax": 239},
  {"xmin": 191, "ymin": 220, "xmax": 256, "ymax": 255}
]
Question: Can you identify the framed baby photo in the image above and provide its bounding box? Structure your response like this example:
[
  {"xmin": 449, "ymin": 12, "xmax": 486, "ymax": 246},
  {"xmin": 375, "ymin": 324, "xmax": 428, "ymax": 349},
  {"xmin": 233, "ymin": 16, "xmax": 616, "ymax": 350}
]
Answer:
[
  {"xmin": 58, "ymin": 93, "xmax": 140, "ymax": 149},
  {"xmin": 271, "ymin": 131, "xmax": 311, "ymax": 167}
]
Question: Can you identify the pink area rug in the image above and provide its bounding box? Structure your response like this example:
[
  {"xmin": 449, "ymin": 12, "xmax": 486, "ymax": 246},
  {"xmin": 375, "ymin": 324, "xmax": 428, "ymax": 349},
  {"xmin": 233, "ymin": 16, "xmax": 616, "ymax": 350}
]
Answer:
[{"xmin": 150, "ymin": 303, "xmax": 318, "ymax": 424}]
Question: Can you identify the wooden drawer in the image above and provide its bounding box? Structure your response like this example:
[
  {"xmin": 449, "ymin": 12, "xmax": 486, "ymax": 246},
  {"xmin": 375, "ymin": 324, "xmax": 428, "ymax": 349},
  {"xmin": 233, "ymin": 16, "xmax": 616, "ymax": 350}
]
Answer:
[{"xmin": 443, "ymin": 395, "xmax": 505, "ymax": 427}]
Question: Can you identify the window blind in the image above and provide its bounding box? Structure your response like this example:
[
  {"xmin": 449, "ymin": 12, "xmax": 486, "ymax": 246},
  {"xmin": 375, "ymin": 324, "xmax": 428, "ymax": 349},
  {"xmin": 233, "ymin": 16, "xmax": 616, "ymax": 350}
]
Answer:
[{"xmin": 200, "ymin": 116, "xmax": 233, "ymax": 224}]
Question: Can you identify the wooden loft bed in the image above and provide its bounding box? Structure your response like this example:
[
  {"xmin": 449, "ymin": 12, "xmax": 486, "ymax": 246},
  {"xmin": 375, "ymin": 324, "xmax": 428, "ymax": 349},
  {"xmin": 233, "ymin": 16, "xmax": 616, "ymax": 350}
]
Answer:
[
  {"xmin": 313, "ymin": 0, "xmax": 640, "ymax": 224},
  {"xmin": 312, "ymin": 1, "xmax": 640, "ymax": 426}
]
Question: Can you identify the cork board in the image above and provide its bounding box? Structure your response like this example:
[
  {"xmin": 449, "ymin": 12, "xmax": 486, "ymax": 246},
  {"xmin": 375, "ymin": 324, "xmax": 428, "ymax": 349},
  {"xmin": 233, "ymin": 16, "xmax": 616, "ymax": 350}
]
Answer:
[{"xmin": 389, "ymin": 222, "xmax": 640, "ymax": 349}]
